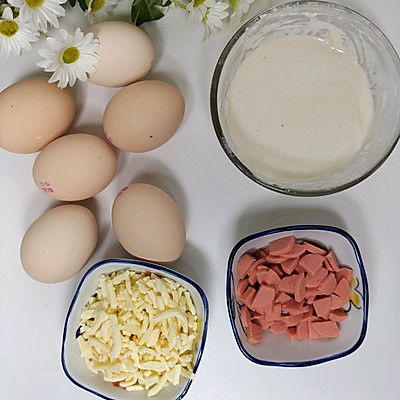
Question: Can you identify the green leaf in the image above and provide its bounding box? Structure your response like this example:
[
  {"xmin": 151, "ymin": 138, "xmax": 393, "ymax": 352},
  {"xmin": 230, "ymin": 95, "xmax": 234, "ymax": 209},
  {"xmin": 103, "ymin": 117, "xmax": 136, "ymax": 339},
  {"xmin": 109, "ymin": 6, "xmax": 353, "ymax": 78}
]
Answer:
[
  {"xmin": 77, "ymin": 0, "xmax": 88, "ymax": 11},
  {"xmin": 229, "ymin": 0, "xmax": 240, "ymax": 11},
  {"xmin": 131, "ymin": 0, "xmax": 170, "ymax": 26},
  {"xmin": 68, "ymin": 0, "xmax": 77, "ymax": 6}
]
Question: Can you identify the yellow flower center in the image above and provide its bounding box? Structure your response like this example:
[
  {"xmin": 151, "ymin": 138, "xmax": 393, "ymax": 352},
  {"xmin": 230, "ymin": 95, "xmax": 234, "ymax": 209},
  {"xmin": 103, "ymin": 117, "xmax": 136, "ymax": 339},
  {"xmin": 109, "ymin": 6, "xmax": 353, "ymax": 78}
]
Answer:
[
  {"xmin": 90, "ymin": 0, "xmax": 104, "ymax": 13},
  {"xmin": 61, "ymin": 46, "xmax": 80, "ymax": 64},
  {"xmin": 26, "ymin": 0, "xmax": 45, "ymax": 8},
  {"xmin": 0, "ymin": 20, "xmax": 19, "ymax": 37},
  {"xmin": 194, "ymin": 0, "xmax": 206, "ymax": 7}
]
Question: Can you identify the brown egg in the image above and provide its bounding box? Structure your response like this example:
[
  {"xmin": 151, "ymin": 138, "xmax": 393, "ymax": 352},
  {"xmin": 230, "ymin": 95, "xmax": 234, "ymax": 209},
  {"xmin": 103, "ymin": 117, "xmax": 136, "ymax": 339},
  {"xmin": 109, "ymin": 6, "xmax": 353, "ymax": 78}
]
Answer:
[
  {"xmin": 0, "ymin": 77, "xmax": 75, "ymax": 154},
  {"xmin": 85, "ymin": 21, "xmax": 154, "ymax": 87},
  {"xmin": 20, "ymin": 205, "xmax": 98, "ymax": 283},
  {"xmin": 112, "ymin": 183, "xmax": 186, "ymax": 262},
  {"xmin": 33, "ymin": 133, "xmax": 117, "ymax": 201},
  {"xmin": 103, "ymin": 80, "xmax": 185, "ymax": 152}
]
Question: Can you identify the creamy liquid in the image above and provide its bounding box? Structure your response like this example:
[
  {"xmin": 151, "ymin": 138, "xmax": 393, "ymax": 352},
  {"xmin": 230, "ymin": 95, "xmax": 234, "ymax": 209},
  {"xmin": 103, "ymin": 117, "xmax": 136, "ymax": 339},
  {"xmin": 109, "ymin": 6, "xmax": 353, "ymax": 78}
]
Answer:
[{"xmin": 226, "ymin": 35, "xmax": 374, "ymax": 180}]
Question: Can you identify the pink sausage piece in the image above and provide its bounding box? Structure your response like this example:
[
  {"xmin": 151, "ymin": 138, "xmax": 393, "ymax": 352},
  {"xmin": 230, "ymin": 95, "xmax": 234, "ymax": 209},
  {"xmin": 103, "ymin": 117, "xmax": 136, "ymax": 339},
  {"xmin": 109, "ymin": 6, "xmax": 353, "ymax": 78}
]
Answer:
[
  {"xmin": 330, "ymin": 293, "xmax": 348, "ymax": 310},
  {"xmin": 294, "ymin": 263, "xmax": 306, "ymax": 274},
  {"xmin": 251, "ymin": 285, "xmax": 275, "ymax": 312},
  {"xmin": 325, "ymin": 251, "xmax": 340, "ymax": 272},
  {"xmin": 334, "ymin": 278, "xmax": 351, "ymax": 302},
  {"xmin": 265, "ymin": 303, "xmax": 282, "ymax": 322},
  {"xmin": 305, "ymin": 273, "xmax": 320, "ymax": 288},
  {"xmin": 282, "ymin": 313, "xmax": 303, "ymax": 327},
  {"xmin": 252, "ymin": 258, "xmax": 268, "ymax": 268},
  {"xmin": 306, "ymin": 296, "xmax": 316, "ymax": 304},
  {"xmin": 270, "ymin": 264, "xmax": 284, "ymax": 277},
  {"xmin": 266, "ymin": 254, "xmax": 288, "ymax": 264},
  {"xmin": 303, "ymin": 241, "xmax": 327, "ymax": 255},
  {"xmin": 335, "ymin": 267, "xmax": 353, "ymax": 284},
  {"xmin": 294, "ymin": 272, "xmax": 306, "ymax": 302},
  {"xmin": 248, "ymin": 267, "xmax": 259, "ymax": 286},
  {"xmin": 301, "ymin": 309, "xmax": 314, "ymax": 321},
  {"xmin": 319, "ymin": 273, "xmax": 337, "ymax": 295},
  {"xmin": 305, "ymin": 287, "xmax": 321, "ymax": 298},
  {"xmin": 281, "ymin": 257, "xmax": 299, "ymax": 274},
  {"xmin": 329, "ymin": 309, "xmax": 348, "ymax": 322},
  {"xmin": 278, "ymin": 275, "xmax": 297, "ymax": 294},
  {"xmin": 282, "ymin": 244, "xmax": 306, "ymax": 259},
  {"xmin": 236, "ymin": 279, "xmax": 249, "ymax": 299},
  {"xmin": 312, "ymin": 321, "xmax": 339, "ymax": 338},
  {"xmin": 269, "ymin": 235, "xmax": 296, "ymax": 256},
  {"xmin": 313, "ymin": 296, "xmax": 331, "ymax": 318},
  {"xmin": 247, "ymin": 322, "xmax": 263, "ymax": 344},
  {"xmin": 314, "ymin": 266, "xmax": 329, "ymax": 283},
  {"xmin": 256, "ymin": 270, "xmax": 270, "ymax": 285},
  {"xmin": 269, "ymin": 321, "xmax": 287, "ymax": 334},
  {"xmin": 264, "ymin": 269, "xmax": 281, "ymax": 288},
  {"xmin": 308, "ymin": 320, "xmax": 323, "ymax": 339},
  {"xmin": 253, "ymin": 312, "xmax": 271, "ymax": 330},
  {"xmin": 297, "ymin": 320, "xmax": 309, "ymax": 340},
  {"xmin": 287, "ymin": 326, "xmax": 298, "ymax": 341},
  {"xmin": 255, "ymin": 248, "xmax": 269, "ymax": 259},
  {"xmin": 284, "ymin": 299, "xmax": 309, "ymax": 315},
  {"xmin": 299, "ymin": 254, "xmax": 325, "ymax": 276},
  {"xmin": 242, "ymin": 286, "xmax": 257, "ymax": 308},
  {"xmin": 238, "ymin": 253, "xmax": 256, "ymax": 279},
  {"xmin": 275, "ymin": 291, "xmax": 292, "ymax": 304},
  {"xmin": 246, "ymin": 261, "xmax": 260, "ymax": 278},
  {"xmin": 240, "ymin": 306, "xmax": 251, "ymax": 328}
]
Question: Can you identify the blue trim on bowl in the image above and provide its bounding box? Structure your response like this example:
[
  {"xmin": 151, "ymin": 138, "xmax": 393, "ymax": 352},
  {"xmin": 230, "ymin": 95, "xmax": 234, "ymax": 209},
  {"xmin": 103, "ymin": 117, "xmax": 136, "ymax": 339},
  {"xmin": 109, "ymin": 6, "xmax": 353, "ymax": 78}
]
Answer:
[
  {"xmin": 226, "ymin": 225, "xmax": 369, "ymax": 367},
  {"xmin": 61, "ymin": 258, "xmax": 209, "ymax": 400}
]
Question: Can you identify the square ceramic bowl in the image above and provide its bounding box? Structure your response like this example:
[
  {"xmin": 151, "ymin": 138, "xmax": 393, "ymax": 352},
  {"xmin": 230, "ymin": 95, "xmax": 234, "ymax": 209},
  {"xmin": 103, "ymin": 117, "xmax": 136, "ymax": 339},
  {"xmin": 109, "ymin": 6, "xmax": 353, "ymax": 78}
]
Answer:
[
  {"xmin": 62, "ymin": 259, "xmax": 209, "ymax": 400},
  {"xmin": 226, "ymin": 225, "xmax": 369, "ymax": 367}
]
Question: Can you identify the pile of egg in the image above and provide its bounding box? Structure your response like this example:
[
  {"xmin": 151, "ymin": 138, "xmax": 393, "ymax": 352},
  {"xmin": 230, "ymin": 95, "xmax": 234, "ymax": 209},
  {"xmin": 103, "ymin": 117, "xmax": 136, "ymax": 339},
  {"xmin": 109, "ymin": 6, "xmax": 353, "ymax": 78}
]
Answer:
[{"xmin": 0, "ymin": 22, "xmax": 186, "ymax": 284}]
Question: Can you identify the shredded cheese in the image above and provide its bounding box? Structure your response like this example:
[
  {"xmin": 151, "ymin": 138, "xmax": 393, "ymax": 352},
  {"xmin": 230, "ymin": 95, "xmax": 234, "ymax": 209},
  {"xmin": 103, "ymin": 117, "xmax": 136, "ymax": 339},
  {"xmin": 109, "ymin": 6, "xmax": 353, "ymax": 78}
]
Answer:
[{"xmin": 77, "ymin": 269, "xmax": 199, "ymax": 396}]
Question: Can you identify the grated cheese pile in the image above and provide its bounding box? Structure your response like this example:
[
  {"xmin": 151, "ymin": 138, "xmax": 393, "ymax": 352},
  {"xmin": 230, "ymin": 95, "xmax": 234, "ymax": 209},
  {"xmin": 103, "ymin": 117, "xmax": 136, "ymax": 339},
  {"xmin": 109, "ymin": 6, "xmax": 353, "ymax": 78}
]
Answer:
[{"xmin": 77, "ymin": 269, "xmax": 200, "ymax": 396}]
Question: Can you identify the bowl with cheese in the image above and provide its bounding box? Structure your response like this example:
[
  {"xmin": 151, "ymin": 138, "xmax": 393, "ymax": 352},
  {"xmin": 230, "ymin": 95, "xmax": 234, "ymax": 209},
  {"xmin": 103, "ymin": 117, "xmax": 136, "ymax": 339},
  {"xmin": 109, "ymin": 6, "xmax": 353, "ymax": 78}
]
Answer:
[{"xmin": 62, "ymin": 259, "xmax": 209, "ymax": 400}]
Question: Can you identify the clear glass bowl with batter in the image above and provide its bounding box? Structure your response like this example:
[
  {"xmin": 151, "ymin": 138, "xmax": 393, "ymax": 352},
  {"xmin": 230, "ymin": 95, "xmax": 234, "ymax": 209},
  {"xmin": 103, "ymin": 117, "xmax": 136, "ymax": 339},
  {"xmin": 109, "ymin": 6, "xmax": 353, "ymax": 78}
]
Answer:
[{"xmin": 210, "ymin": 1, "xmax": 400, "ymax": 196}]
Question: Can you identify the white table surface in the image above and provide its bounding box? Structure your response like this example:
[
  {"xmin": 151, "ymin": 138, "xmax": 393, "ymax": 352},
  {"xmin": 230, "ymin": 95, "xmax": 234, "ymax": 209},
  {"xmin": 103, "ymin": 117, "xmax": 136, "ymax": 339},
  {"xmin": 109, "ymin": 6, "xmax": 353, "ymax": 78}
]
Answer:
[{"xmin": 1, "ymin": 1, "xmax": 400, "ymax": 399}]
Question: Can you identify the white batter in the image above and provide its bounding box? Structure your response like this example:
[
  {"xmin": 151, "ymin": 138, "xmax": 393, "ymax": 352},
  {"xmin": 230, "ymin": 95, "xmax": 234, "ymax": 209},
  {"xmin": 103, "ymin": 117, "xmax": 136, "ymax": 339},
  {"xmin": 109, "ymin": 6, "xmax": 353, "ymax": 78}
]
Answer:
[{"xmin": 225, "ymin": 35, "xmax": 374, "ymax": 180}]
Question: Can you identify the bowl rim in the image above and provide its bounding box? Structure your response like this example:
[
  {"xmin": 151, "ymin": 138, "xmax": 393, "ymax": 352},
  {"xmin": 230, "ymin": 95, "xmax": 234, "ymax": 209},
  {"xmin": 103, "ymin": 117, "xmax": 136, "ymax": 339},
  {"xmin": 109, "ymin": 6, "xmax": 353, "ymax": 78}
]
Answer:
[
  {"xmin": 226, "ymin": 225, "xmax": 369, "ymax": 367},
  {"xmin": 61, "ymin": 258, "xmax": 210, "ymax": 400},
  {"xmin": 210, "ymin": 0, "xmax": 400, "ymax": 197}
]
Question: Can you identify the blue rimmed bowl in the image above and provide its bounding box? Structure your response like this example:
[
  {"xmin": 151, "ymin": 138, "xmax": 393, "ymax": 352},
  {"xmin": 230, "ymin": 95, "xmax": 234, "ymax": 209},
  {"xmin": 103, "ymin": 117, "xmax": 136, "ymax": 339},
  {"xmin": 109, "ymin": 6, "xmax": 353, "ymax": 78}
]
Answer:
[
  {"xmin": 62, "ymin": 259, "xmax": 209, "ymax": 400},
  {"xmin": 226, "ymin": 225, "xmax": 369, "ymax": 367}
]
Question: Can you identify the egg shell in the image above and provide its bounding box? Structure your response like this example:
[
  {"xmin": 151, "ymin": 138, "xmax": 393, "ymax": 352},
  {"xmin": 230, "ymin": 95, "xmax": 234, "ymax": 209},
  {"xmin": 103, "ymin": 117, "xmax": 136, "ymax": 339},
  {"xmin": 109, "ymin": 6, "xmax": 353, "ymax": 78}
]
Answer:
[
  {"xmin": 33, "ymin": 133, "xmax": 117, "ymax": 201},
  {"xmin": 20, "ymin": 205, "xmax": 98, "ymax": 283},
  {"xmin": 0, "ymin": 77, "xmax": 75, "ymax": 154},
  {"xmin": 112, "ymin": 183, "xmax": 186, "ymax": 262},
  {"xmin": 103, "ymin": 80, "xmax": 185, "ymax": 152},
  {"xmin": 85, "ymin": 21, "xmax": 154, "ymax": 87}
]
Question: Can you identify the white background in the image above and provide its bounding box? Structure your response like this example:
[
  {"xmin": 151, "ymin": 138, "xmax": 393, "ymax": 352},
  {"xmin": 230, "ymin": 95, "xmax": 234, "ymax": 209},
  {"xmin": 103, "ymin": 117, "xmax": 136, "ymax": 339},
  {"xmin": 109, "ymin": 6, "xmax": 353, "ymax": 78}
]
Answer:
[{"xmin": 1, "ymin": 1, "xmax": 399, "ymax": 399}]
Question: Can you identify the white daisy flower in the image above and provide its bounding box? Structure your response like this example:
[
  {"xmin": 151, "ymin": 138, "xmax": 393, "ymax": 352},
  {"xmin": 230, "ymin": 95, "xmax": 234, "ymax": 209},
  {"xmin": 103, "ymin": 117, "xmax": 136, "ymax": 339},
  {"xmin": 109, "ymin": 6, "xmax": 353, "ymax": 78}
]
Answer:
[
  {"xmin": 230, "ymin": 0, "xmax": 256, "ymax": 24},
  {"xmin": 0, "ymin": 6, "xmax": 39, "ymax": 58},
  {"xmin": 187, "ymin": 0, "xmax": 229, "ymax": 38},
  {"xmin": 37, "ymin": 28, "xmax": 100, "ymax": 88},
  {"xmin": 85, "ymin": 0, "xmax": 118, "ymax": 24},
  {"xmin": 8, "ymin": 0, "xmax": 67, "ymax": 32}
]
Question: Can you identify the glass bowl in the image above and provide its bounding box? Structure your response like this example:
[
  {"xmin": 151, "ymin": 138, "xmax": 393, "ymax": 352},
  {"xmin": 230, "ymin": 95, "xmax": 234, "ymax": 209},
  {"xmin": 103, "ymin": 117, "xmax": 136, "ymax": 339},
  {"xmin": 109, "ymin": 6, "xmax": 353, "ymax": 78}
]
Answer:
[
  {"xmin": 226, "ymin": 225, "xmax": 369, "ymax": 367},
  {"xmin": 210, "ymin": 1, "xmax": 400, "ymax": 196},
  {"xmin": 62, "ymin": 259, "xmax": 209, "ymax": 400}
]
